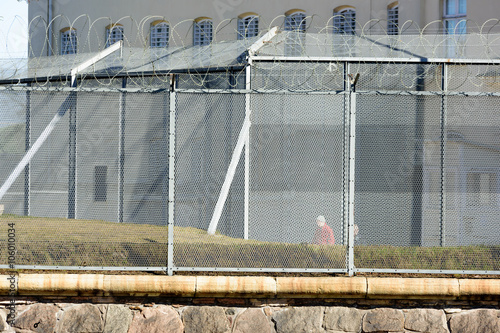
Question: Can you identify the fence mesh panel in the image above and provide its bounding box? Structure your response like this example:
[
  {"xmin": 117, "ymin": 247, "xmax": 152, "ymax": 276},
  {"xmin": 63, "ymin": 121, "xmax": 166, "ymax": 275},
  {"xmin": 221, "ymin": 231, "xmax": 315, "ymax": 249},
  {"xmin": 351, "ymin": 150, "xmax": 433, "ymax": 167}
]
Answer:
[
  {"xmin": 0, "ymin": 89, "xmax": 172, "ymax": 267},
  {"xmin": 447, "ymin": 64, "xmax": 500, "ymax": 92},
  {"xmin": 123, "ymin": 91, "xmax": 169, "ymax": 227},
  {"xmin": 0, "ymin": 91, "xmax": 27, "ymax": 217},
  {"xmin": 0, "ymin": 63, "xmax": 499, "ymax": 273},
  {"xmin": 248, "ymin": 93, "xmax": 347, "ymax": 269},
  {"xmin": 30, "ymin": 92, "xmax": 71, "ymax": 219},
  {"xmin": 442, "ymin": 95, "xmax": 500, "ymax": 270},
  {"xmin": 174, "ymin": 92, "xmax": 246, "ymax": 268},
  {"xmin": 354, "ymin": 93, "xmax": 442, "ymax": 269},
  {"xmin": 252, "ymin": 62, "xmax": 345, "ymax": 91}
]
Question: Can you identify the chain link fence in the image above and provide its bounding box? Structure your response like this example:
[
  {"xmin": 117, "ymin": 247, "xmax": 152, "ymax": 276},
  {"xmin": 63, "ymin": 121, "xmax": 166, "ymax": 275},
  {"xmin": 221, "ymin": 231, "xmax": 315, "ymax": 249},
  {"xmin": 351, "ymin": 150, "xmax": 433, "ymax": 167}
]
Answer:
[
  {"xmin": 1, "ymin": 23, "xmax": 500, "ymax": 274},
  {"xmin": 1, "ymin": 77, "xmax": 499, "ymax": 274}
]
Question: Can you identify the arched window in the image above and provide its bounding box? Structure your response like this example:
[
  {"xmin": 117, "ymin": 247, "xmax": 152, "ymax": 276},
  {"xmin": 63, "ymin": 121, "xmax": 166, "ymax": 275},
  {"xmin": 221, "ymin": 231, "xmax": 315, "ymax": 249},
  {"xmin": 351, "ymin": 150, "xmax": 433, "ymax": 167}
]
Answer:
[
  {"xmin": 237, "ymin": 13, "xmax": 259, "ymax": 39},
  {"xmin": 194, "ymin": 17, "xmax": 213, "ymax": 46},
  {"xmin": 60, "ymin": 27, "xmax": 77, "ymax": 55},
  {"xmin": 387, "ymin": 2, "xmax": 399, "ymax": 35},
  {"xmin": 150, "ymin": 20, "xmax": 169, "ymax": 48},
  {"xmin": 284, "ymin": 9, "xmax": 306, "ymax": 32},
  {"xmin": 333, "ymin": 6, "xmax": 356, "ymax": 34},
  {"xmin": 105, "ymin": 23, "xmax": 123, "ymax": 47},
  {"xmin": 444, "ymin": 0, "xmax": 466, "ymax": 34},
  {"xmin": 284, "ymin": 9, "xmax": 306, "ymax": 56}
]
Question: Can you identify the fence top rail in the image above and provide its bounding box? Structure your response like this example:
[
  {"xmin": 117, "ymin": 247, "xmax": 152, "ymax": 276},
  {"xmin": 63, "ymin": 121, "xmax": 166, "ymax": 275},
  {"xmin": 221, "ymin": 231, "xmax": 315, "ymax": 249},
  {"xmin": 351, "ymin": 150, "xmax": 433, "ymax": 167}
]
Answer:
[
  {"xmin": 250, "ymin": 56, "xmax": 500, "ymax": 65},
  {"xmin": 3, "ymin": 85, "xmax": 500, "ymax": 97}
]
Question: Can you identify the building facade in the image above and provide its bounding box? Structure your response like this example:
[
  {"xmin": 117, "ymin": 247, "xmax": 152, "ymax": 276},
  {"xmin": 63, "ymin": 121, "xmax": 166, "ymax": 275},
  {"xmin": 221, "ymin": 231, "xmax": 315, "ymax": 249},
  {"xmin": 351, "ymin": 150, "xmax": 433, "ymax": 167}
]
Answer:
[{"xmin": 27, "ymin": 0, "xmax": 500, "ymax": 57}]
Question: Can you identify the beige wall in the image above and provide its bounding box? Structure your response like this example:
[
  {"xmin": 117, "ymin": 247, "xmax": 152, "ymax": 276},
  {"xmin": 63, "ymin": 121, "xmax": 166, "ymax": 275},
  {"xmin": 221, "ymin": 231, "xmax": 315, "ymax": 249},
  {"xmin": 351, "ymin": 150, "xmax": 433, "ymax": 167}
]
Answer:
[
  {"xmin": 27, "ymin": 1, "xmax": 500, "ymax": 56},
  {"xmin": 27, "ymin": 0, "xmax": 413, "ymax": 55}
]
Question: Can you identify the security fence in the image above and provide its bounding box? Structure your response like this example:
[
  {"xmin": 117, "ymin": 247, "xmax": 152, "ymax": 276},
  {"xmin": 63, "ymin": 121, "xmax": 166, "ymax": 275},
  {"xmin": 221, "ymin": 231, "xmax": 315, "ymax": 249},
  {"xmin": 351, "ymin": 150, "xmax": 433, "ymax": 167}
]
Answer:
[{"xmin": 1, "ymin": 25, "xmax": 500, "ymax": 275}]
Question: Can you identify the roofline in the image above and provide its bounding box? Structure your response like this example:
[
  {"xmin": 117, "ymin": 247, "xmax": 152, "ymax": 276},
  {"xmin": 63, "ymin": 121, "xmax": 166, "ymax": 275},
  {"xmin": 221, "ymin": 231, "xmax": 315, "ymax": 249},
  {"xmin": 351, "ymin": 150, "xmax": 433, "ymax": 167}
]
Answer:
[
  {"xmin": 249, "ymin": 55, "xmax": 500, "ymax": 65},
  {"xmin": 0, "ymin": 65, "xmax": 247, "ymax": 86}
]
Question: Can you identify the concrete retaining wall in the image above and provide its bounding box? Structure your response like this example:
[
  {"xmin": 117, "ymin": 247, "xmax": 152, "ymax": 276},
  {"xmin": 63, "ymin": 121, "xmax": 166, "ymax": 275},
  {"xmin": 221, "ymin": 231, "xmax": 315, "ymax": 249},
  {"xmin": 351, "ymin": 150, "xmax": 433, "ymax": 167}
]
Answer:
[{"xmin": 0, "ymin": 274, "xmax": 499, "ymax": 332}]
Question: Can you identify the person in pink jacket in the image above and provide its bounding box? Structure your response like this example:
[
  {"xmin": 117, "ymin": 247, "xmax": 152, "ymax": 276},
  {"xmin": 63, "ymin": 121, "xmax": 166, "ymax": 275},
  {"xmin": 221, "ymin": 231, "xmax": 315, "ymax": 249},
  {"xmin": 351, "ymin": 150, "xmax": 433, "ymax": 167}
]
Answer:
[{"xmin": 312, "ymin": 215, "xmax": 335, "ymax": 245}]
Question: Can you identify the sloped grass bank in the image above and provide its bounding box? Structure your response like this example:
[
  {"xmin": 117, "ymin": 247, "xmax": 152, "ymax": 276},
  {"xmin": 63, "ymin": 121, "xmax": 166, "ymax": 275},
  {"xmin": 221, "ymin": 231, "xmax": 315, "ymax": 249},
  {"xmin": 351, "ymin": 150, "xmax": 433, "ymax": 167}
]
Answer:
[{"xmin": 0, "ymin": 215, "xmax": 498, "ymax": 271}]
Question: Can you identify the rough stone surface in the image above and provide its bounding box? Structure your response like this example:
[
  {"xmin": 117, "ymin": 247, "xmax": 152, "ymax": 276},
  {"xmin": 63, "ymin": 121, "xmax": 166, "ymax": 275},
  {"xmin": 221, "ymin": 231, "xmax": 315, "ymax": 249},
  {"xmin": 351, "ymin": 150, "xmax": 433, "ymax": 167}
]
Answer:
[
  {"xmin": 449, "ymin": 309, "xmax": 500, "ymax": 333},
  {"xmin": 363, "ymin": 308, "xmax": 404, "ymax": 333},
  {"xmin": 233, "ymin": 308, "xmax": 273, "ymax": 333},
  {"xmin": 404, "ymin": 309, "xmax": 449, "ymax": 333},
  {"xmin": 103, "ymin": 305, "xmax": 133, "ymax": 333},
  {"xmin": 128, "ymin": 305, "xmax": 182, "ymax": 333},
  {"xmin": 56, "ymin": 303, "xmax": 104, "ymax": 333},
  {"xmin": 272, "ymin": 306, "xmax": 324, "ymax": 333},
  {"xmin": 2, "ymin": 300, "xmax": 500, "ymax": 333},
  {"xmin": 182, "ymin": 306, "xmax": 231, "ymax": 333},
  {"xmin": 0, "ymin": 309, "xmax": 9, "ymax": 331},
  {"xmin": 12, "ymin": 303, "xmax": 59, "ymax": 333},
  {"xmin": 323, "ymin": 307, "xmax": 363, "ymax": 332}
]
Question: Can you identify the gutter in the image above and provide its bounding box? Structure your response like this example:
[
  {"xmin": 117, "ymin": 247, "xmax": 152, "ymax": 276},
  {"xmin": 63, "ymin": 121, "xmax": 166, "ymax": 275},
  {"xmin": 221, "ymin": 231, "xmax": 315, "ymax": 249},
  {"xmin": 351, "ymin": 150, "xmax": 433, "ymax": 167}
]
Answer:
[{"xmin": 0, "ymin": 275, "xmax": 499, "ymax": 299}]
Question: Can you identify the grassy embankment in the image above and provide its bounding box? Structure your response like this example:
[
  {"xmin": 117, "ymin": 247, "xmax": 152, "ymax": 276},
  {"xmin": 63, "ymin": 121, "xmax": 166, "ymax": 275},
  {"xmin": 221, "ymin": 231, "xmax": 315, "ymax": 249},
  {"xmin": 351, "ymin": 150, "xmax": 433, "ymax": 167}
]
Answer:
[{"xmin": 0, "ymin": 214, "xmax": 499, "ymax": 272}]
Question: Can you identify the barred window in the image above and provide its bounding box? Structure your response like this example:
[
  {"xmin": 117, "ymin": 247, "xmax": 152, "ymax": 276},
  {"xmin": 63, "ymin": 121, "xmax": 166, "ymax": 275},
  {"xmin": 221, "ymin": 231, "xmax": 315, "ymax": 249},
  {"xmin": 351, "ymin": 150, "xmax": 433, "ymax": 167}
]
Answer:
[
  {"xmin": 333, "ymin": 6, "xmax": 356, "ymax": 34},
  {"xmin": 387, "ymin": 2, "xmax": 399, "ymax": 35},
  {"xmin": 105, "ymin": 24, "xmax": 124, "ymax": 48},
  {"xmin": 238, "ymin": 13, "xmax": 259, "ymax": 39},
  {"xmin": 284, "ymin": 9, "xmax": 306, "ymax": 56},
  {"xmin": 444, "ymin": 0, "xmax": 466, "ymax": 34},
  {"xmin": 150, "ymin": 20, "xmax": 169, "ymax": 48},
  {"xmin": 284, "ymin": 9, "xmax": 306, "ymax": 32},
  {"xmin": 60, "ymin": 28, "xmax": 77, "ymax": 55},
  {"xmin": 194, "ymin": 17, "xmax": 213, "ymax": 46},
  {"xmin": 94, "ymin": 166, "xmax": 107, "ymax": 202}
]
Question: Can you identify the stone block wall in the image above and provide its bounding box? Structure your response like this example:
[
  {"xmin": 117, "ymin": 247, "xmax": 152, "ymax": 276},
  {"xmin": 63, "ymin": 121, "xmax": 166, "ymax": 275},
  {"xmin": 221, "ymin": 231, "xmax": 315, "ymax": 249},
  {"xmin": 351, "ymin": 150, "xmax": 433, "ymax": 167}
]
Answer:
[{"xmin": 1, "ymin": 300, "xmax": 499, "ymax": 333}]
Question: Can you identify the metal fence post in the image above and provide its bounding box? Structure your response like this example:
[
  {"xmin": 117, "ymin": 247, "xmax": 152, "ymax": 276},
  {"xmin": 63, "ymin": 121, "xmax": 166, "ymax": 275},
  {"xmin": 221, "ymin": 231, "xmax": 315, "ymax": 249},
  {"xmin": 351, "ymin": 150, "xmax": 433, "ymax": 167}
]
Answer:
[
  {"xmin": 440, "ymin": 64, "xmax": 448, "ymax": 247},
  {"xmin": 167, "ymin": 75, "xmax": 177, "ymax": 276},
  {"xmin": 411, "ymin": 65, "xmax": 425, "ymax": 246},
  {"xmin": 244, "ymin": 62, "xmax": 251, "ymax": 240},
  {"xmin": 68, "ymin": 90, "xmax": 77, "ymax": 219},
  {"xmin": 118, "ymin": 78, "xmax": 127, "ymax": 223},
  {"xmin": 162, "ymin": 88, "xmax": 169, "ymax": 229},
  {"xmin": 343, "ymin": 62, "xmax": 349, "ymax": 247},
  {"xmin": 24, "ymin": 84, "xmax": 31, "ymax": 216},
  {"xmin": 347, "ymin": 71, "xmax": 359, "ymax": 276}
]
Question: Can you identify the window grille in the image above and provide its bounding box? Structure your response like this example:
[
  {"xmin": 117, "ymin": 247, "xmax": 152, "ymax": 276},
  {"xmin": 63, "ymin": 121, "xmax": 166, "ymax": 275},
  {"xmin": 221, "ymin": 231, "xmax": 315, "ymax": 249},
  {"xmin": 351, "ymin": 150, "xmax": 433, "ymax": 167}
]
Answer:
[
  {"xmin": 238, "ymin": 14, "xmax": 259, "ymax": 39},
  {"xmin": 387, "ymin": 3, "xmax": 399, "ymax": 35},
  {"xmin": 444, "ymin": 0, "xmax": 466, "ymax": 34},
  {"xmin": 194, "ymin": 18, "xmax": 213, "ymax": 46},
  {"xmin": 106, "ymin": 24, "xmax": 124, "ymax": 47},
  {"xmin": 60, "ymin": 28, "xmax": 77, "ymax": 55},
  {"xmin": 333, "ymin": 8, "xmax": 356, "ymax": 34},
  {"xmin": 151, "ymin": 21, "xmax": 169, "ymax": 48},
  {"xmin": 284, "ymin": 10, "xmax": 306, "ymax": 32}
]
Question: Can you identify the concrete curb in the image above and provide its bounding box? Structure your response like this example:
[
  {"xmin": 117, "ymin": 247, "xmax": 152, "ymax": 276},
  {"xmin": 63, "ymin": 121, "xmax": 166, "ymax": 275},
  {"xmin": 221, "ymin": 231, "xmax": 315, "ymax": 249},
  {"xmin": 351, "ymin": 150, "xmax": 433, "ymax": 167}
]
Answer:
[
  {"xmin": 366, "ymin": 277, "xmax": 460, "ymax": 299},
  {"xmin": 276, "ymin": 277, "xmax": 367, "ymax": 298},
  {"xmin": 196, "ymin": 276, "xmax": 276, "ymax": 298},
  {"xmin": 0, "ymin": 275, "xmax": 498, "ymax": 299},
  {"xmin": 459, "ymin": 278, "xmax": 500, "ymax": 298}
]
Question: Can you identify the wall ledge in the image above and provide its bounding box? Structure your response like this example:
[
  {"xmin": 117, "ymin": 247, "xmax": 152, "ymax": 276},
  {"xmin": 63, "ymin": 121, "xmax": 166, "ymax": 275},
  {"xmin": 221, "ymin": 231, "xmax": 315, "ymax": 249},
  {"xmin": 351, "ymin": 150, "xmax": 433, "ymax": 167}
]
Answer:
[{"xmin": 0, "ymin": 274, "xmax": 498, "ymax": 299}]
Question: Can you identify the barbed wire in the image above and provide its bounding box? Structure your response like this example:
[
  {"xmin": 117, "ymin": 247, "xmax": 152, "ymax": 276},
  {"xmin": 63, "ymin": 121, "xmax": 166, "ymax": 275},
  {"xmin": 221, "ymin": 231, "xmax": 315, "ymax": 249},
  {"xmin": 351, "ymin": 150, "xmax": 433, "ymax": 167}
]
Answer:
[{"xmin": 1, "ymin": 15, "xmax": 500, "ymax": 91}]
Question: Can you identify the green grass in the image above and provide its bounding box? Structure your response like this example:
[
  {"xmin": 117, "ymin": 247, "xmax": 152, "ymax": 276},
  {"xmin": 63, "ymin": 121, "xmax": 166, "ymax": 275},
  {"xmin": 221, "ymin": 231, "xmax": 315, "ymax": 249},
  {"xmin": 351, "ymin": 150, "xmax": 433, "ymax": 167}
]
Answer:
[{"xmin": 0, "ymin": 214, "xmax": 499, "ymax": 271}]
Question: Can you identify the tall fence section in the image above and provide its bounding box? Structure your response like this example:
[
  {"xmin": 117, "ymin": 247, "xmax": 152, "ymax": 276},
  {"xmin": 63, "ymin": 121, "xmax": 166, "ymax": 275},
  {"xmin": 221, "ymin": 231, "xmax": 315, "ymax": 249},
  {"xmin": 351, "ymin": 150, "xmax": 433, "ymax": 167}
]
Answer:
[{"xmin": 0, "ymin": 22, "xmax": 500, "ymax": 275}]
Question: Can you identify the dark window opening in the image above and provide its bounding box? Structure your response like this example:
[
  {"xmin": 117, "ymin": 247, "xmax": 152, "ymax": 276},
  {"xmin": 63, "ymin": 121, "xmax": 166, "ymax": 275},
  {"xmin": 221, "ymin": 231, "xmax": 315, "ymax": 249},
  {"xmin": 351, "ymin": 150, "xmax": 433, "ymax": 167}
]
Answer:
[{"xmin": 94, "ymin": 166, "xmax": 107, "ymax": 202}]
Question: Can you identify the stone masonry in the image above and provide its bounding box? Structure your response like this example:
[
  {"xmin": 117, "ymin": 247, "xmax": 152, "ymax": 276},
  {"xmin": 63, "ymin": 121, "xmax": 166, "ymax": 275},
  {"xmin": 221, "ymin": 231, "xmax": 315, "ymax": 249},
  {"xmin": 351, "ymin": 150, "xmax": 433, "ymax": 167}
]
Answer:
[{"xmin": 0, "ymin": 303, "xmax": 499, "ymax": 333}]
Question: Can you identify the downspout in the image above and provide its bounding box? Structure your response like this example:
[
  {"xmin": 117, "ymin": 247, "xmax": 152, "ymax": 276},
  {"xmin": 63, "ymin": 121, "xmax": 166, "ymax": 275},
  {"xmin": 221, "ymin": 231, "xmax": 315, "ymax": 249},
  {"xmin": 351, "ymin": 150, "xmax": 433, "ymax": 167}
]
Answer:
[{"xmin": 47, "ymin": 0, "xmax": 53, "ymax": 56}]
